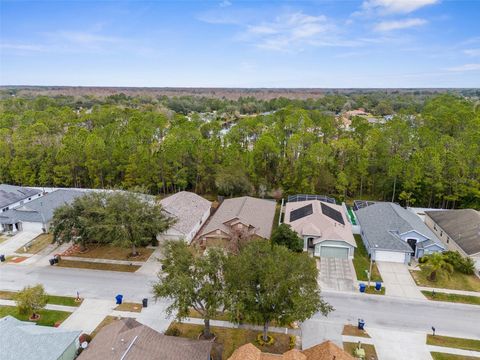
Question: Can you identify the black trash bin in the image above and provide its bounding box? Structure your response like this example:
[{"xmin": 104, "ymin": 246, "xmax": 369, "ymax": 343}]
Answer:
[
  {"xmin": 49, "ymin": 258, "xmax": 55, "ymax": 266},
  {"xmin": 358, "ymin": 319, "xmax": 365, "ymax": 330},
  {"xmin": 0, "ymin": 254, "xmax": 5, "ymax": 262},
  {"xmin": 142, "ymin": 298, "xmax": 148, "ymax": 308}
]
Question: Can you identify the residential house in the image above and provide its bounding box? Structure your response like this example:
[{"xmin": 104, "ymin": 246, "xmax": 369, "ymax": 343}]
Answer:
[
  {"xmin": 78, "ymin": 318, "xmax": 212, "ymax": 360},
  {"xmin": 355, "ymin": 202, "xmax": 445, "ymax": 263},
  {"xmin": 159, "ymin": 191, "xmax": 212, "ymax": 243},
  {"xmin": 425, "ymin": 209, "xmax": 480, "ymax": 272},
  {"xmin": 0, "ymin": 189, "xmax": 87, "ymax": 233},
  {"xmin": 0, "ymin": 184, "xmax": 43, "ymax": 214},
  {"xmin": 197, "ymin": 196, "xmax": 276, "ymax": 245},
  {"xmin": 0, "ymin": 315, "xmax": 80, "ymax": 360},
  {"xmin": 284, "ymin": 200, "xmax": 356, "ymax": 259},
  {"xmin": 228, "ymin": 341, "xmax": 355, "ymax": 360}
]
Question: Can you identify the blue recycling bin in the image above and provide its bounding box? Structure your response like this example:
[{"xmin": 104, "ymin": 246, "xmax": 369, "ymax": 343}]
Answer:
[
  {"xmin": 375, "ymin": 282, "xmax": 382, "ymax": 291},
  {"xmin": 359, "ymin": 283, "xmax": 366, "ymax": 293},
  {"xmin": 358, "ymin": 319, "xmax": 365, "ymax": 330},
  {"xmin": 115, "ymin": 294, "xmax": 123, "ymax": 305}
]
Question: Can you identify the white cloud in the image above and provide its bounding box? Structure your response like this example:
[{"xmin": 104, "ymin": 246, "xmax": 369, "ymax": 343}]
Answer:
[
  {"xmin": 0, "ymin": 43, "xmax": 46, "ymax": 52},
  {"xmin": 374, "ymin": 18, "xmax": 427, "ymax": 32},
  {"xmin": 464, "ymin": 49, "xmax": 480, "ymax": 57},
  {"xmin": 219, "ymin": 0, "xmax": 232, "ymax": 7},
  {"xmin": 446, "ymin": 63, "xmax": 480, "ymax": 72},
  {"xmin": 361, "ymin": 0, "xmax": 439, "ymax": 14}
]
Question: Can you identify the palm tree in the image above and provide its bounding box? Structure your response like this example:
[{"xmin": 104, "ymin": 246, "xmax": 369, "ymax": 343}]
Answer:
[{"xmin": 420, "ymin": 253, "xmax": 453, "ymax": 282}]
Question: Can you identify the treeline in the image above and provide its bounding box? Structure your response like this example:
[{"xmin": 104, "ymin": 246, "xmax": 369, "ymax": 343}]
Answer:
[{"xmin": 0, "ymin": 94, "xmax": 479, "ymax": 208}]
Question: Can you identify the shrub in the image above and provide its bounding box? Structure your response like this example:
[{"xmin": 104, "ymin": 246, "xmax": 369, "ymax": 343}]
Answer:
[
  {"xmin": 444, "ymin": 251, "xmax": 475, "ymax": 275},
  {"xmin": 289, "ymin": 335, "xmax": 296, "ymax": 349},
  {"xmin": 165, "ymin": 326, "xmax": 181, "ymax": 337},
  {"xmin": 256, "ymin": 333, "xmax": 275, "ymax": 346},
  {"xmin": 14, "ymin": 284, "xmax": 47, "ymax": 318}
]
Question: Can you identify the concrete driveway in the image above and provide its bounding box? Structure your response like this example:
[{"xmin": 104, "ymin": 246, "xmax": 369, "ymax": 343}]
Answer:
[
  {"xmin": 377, "ymin": 262, "xmax": 424, "ymax": 299},
  {"xmin": 318, "ymin": 257, "xmax": 356, "ymax": 292},
  {"xmin": 368, "ymin": 328, "xmax": 432, "ymax": 360}
]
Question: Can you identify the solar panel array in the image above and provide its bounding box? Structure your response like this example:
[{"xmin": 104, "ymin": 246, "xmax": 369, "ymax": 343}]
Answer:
[
  {"xmin": 289, "ymin": 203, "xmax": 313, "ymax": 222},
  {"xmin": 321, "ymin": 203, "xmax": 345, "ymax": 225},
  {"xmin": 287, "ymin": 194, "xmax": 336, "ymax": 204},
  {"xmin": 353, "ymin": 200, "xmax": 378, "ymax": 211}
]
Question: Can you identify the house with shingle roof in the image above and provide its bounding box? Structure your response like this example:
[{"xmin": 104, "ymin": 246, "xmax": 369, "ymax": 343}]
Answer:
[
  {"xmin": 425, "ymin": 209, "xmax": 480, "ymax": 272},
  {"xmin": 355, "ymin": 202, "xmax": 444, "ymax": 263},
  {"xmin": 197, "ymin": 196, "xmax": 276, "ymax": 245},
  {"xmin": 0, "ymin": 184, "xmax": 43, "ymax": 213},
  {"xmin": 0, "ymin": 315, "xmax": 80, "ymax": 360},
  {"xmin": 78, "ymin": 318, "xmax": 212, "ymax": 360},
  {"xmin": 159, "ymin": 191, "xmax": 212, "ymax": 243},
  {"xmin": 228, "ymin": 341, "xmax": 355, "ymax": 360}
]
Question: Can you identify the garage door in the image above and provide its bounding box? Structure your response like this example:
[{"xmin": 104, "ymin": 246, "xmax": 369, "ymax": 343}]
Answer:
[
  {"xmin": 320, "ymin": 246, "xmax": 349, "ymax": 259},
  {"xmin": 375, "ymin": 250, "xmax": 406, "ymax": 263}
]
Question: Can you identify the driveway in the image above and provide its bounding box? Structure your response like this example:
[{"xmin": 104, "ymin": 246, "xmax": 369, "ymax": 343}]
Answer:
[
  {"xmin": 368, "ymin": 328, "xmax": 432, "ymax": 360},
  {"xmin": 318, "ymin": 257, "xmax": 356, "ymax": 292},
  {"xmin": 0, "ymin": 231, "xmax": 41, "ymax": 256},
  {"xmin": 377, "ymin": 262, "xmax": 424, "ymax": 299}
]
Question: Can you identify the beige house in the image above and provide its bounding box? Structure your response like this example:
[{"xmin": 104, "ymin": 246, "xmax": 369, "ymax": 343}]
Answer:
[
  {"xmin": 425, "ymin": 209, "xmax": 480, "ymax": 272},
  {"xmin": 197, "ymin": 196, "xmax": 276, "ymax": 245},
  {"xmin": 284, "ymin": 200, "xmax": 356, "ymax": 259}
]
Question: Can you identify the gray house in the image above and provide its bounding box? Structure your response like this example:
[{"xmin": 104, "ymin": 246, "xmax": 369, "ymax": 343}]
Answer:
[
  {"xmin": 0, "ymin": 315, "xmax": 80, "ymax": 360},
  {"xmin": 355, "ymin": 202, "xmax": 444, "ymax": 263}
]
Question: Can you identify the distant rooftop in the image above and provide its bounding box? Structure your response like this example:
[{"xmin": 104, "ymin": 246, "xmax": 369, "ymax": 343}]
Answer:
[{"xmin": 0, "ymin": 184, "xmax": 41, "ymax": 208}]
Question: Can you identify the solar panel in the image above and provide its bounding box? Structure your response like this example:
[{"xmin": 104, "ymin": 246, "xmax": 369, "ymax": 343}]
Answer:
[
  {"xmin": 289, "ymin": 204, "xmax": 313, "ymax": 222},
  {"xmin": 287, "ymin": 194, "xmax": 336, "ymax": 204},
  {"xmin": 353, "ymin": 200, "xmax": 377, "ymax": 211},
  {"xmin": 321, "ymin": 203, "xmax": 345, "ymax": 225}
]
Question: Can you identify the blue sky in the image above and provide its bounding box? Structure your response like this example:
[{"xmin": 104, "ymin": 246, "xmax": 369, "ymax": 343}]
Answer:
[{"xmin": 1, "ymin": 0, "xmax": 479, "ymax": 87}]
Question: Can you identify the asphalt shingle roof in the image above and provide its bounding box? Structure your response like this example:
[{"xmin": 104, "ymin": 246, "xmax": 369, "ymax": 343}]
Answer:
[
  {"xmin": 425, "ymin": 209, "xmax": 480, "ymax": 255},
  {"xmin": 0, "ymin": 184, "xmax": 41, "ymax": 209},
  {"xmin": 0, "ymin": 316, "xmax": 80, "ymax": 360},
  {"xmin": 355, "ymin": 202, "xmax": 442, "ymax": 252}
]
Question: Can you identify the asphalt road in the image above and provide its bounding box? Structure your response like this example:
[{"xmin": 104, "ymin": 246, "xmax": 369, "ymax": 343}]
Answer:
[{"xmin": 1, "ymin": 265, "xmax": 479, "ymax": 339}]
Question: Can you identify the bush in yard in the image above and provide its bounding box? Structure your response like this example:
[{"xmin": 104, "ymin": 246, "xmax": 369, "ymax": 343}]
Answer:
[
  {"xmin": 14, "ymin": 284, "xmax": 47, "ymax": 320},
  {"xmin": 420, "ymin": 253, "xmax": 453, "ymax": 282},
  {"xmin": 165, "ymin": 325, "xmax": 182, "ymax": 337},
  {"xmin": 444, "ymin": 251, "xmax": 475, "ymax": 275},
  {"xmin": 270, "ymin": 224, "xmax": 304, "ymax": 252}
]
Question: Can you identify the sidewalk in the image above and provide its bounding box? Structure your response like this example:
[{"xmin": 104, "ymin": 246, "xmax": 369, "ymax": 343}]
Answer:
[
  {"xmin": 0, "ymin": 298, "xmax": 77, "ymax": 312},
  {"xmin": 428, "ymin": 345, "xmax": 480, "ymax": 358},
  {"xmin": 419, "ymin": 286, "xmax": 480, "ymax": 297},
  {"xmin": 60, "ymin": 256, "xmax": 145, "ymax": 266},
  {"xmin": 60, "ymin": 298, "xmax": 114, "ymax": 334}
]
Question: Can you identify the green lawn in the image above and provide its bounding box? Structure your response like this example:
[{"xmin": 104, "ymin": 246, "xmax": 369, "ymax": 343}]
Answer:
[
  {"xmin": 15, "ymin": 233, "xmax": 53, "ymax": 254},
  {"xmin": 353, "ymin": 235, "xmax": 382, "ymax": 282},
  {"xmin": 168, "ymin": 322, "xmax": 291, "ymax": 359},
  {"xmin": 343, "ymin": 342, "xmax": 378, "ymax": 360},
  {"xmin": 72, "ymin": 245, "xmax": 154, "ymax": 261},
  {"xmin": 0, "ymin": 305, "xmax": 71, "ymax": 327},
  {"xmin": 365, "ymin": 285, "xmax": 386, "ymax": 295},
  {"xmin": 422, "ymin": 291, "xmax": 480, "ymax": 306},
  {"xmin": 57, "ymin": 259, "xmax": 140, "ymax": 272},
  {"xmin": 427, "ymin": 335, "xmax": 480, "ymax": 352},
  {"xmin": 431, "ymin": 352, "xmax": 480, "ymax": 360},
  {"xmin": 410, "ymin": 269, "xmax": 480, "ymax": 292},
  {"xmin": 0, "ymin": 290, "xmax": 82, "ymax": 307},
  {"xmin": 342, "ymin": 324, "xmax": 370, "ymax": 338},
  {"xmin": 272, "ymin": 203, "xmax": 281, "ymax": 231}
]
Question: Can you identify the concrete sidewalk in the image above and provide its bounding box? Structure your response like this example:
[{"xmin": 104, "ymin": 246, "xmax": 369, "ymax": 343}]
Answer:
[
  {"xmin": 419, "ymin": 286, "xmax": 480, "ymax": 297},
  {"xmin": 0, "ymin": 298, "xmax": 76, "ymax": 312},
  {"xmin": 428, "ymin": 345, "xmax": 480, "ymax": 358},
  {"xmin": 60, "ymin": 256, "xmax": 145, "ymax": 266}
]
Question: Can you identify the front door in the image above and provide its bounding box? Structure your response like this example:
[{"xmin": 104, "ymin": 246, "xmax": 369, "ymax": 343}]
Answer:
[{"xmin": 407, "ymin": 239, "xmax": 417, "ymax": 257}]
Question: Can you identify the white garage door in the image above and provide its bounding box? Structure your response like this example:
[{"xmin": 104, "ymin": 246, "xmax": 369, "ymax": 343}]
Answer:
[
  {"xmin": 375, "ymin": 250, "xmax": 406, "ymax": 263},
  {"xmin": 320, "ymin": 246, "xmax": 349, "ymax": 259}
]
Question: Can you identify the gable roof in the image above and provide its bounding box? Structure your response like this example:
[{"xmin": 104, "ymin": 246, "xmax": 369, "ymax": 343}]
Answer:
[
  {"xmin": 285, "ymin": 200, "xmax": 356, "ymax": 247},
  {"xmin": 228, "ymin": 341, "xmax": 354, "ymax": 360},
  {"xmin": 160, "ymin": 191, "xmax": 211, "ymax": 237},
  {"xmin": 0, "ymin": 315, "xmax": 80, "ymax": 360},
  {"xmin": 0, "ymin": 189, "xmax": 87, "ymax": 225},
  {"xmin": 425, "ymin": 209, "xmax": 480, "ymax": 255},
  {"xmin": 198, "ymin": 196, "xmax": 276, "ymax": 240},
  {"xmin": 355, "ymin": 202, "xmax": 442, "ymax": 252},
  {"xmin": 0, "ymin": 184, "xmax": 41, "ymax": 209},
  {"xmin": 78, "ymin": 318, "xmax": 212, "ymax": 360}
]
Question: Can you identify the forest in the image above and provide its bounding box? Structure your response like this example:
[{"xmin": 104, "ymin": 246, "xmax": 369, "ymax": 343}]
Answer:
[{"xmin": 0, "ymin": 91, "xmax": 479, "ymax": 209}]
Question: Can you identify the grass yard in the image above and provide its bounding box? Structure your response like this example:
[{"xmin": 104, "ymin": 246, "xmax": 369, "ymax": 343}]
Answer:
[
  {"xmin": 115, "ymin": 302, "xmax": 142, "ymax": 312},
  {"xmin": 272, "ymin": 203, "xmax": 281, "ymax": 230},
  {"xmin": 15, "ymin": 233, "xmax": 53, "ymax": 254},
  {"xmin": 342, "ymin": 324, "xmax": 370, "ymax": 338},
  {"xmin": 57, "ymin": 259, "xmax": 140, "ymax": 272},
  {"xmin": 73, "ymin": 245, "xmax": 154, "ymax": 262},
  {"xmin": 422, "ymin": 291, "xmax": 480, "ymax": 306},
  {"xmin": 353, "ymin": 235, "xmax": 382, "ymax": 282},
  {"xmin": 427, "ymin": 335, "xmax": 480, "ymax": 352},
  {"xmin": 0, "ymin": 305, "xmax": 71, "ymax": 327},
  {"xmin": 365, "ymin": 285, "xmax": 386, "ymax": 295},
  {"xmin": 90, "ymin": 315, "xmax": 118, "ymax": 337},
  {"xmin": 0, "ymin": 290, "xmax": 82, "ymax": 307},
  {"xmin": 188, "ymin": 308, "xmax": 230, "ymax": 321},
  {"xmin": 167, "ymin": 322, "xmax": 291, "ymax": 359},
  {"xmin": 410, "ymin": 269, "xmax": 480, "ymax": 292},
  {"xmin": 343, "ymin": 342, "xmax": 378, "ymax": 360},
  {"xmin": 431, "ymin": 352, "xmax": 480, "ymax": 360}
]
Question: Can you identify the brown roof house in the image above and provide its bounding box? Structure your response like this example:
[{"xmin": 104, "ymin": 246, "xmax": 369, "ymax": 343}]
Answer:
[
  {"xmin": 228, "ymin": 341, "xmax": 355, "ymax": 360},
  {"xmin": 197, "ymin": 196, "xmax": 276, "ymax": 246},
  {"xmin": 78, "ymin": 318, "xmax": 212, "ymax": 360},
  {"xmin": 425, "ymin": 209, "xmax": 480, "ymax": 272}
]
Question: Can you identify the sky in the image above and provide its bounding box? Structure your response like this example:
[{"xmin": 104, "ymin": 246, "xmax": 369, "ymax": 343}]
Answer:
[{"xmin": 1, "ymin": 0, "xmax": 479, "ymax": 88}]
